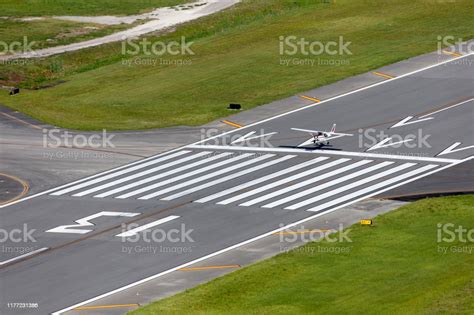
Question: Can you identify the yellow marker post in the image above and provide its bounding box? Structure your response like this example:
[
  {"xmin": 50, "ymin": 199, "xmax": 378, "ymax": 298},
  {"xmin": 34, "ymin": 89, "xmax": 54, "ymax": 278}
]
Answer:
[{"xmin": 360, "ymin": 219, "xmax": 373, "ymax": 226}]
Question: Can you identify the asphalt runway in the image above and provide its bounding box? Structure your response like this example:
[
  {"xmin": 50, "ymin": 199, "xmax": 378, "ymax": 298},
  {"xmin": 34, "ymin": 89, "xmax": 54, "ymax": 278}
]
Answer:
[{"xmin": 0, "ymin": 54, "xmax": 472, "ymax": 314}]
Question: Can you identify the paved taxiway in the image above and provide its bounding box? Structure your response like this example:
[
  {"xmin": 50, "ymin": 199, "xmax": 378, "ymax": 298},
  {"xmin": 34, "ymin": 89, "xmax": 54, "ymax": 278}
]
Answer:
[{"xmin": 0, "ymin": 54, "xmax": 472, "ymax": 314}]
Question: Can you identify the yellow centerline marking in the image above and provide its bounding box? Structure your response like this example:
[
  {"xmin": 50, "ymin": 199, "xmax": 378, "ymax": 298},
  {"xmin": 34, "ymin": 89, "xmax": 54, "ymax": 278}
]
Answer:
[
  {"xmin": 300, "ymin": 95, "xmax": 321, "ymax": 103},
  {"xmin": 273, "ymin": 229, "xmax": 330, "ymax": 235},
  {"xmin": 0, "ymin": 173, "xmax": 29, "ymax": 205},
  {"xmin": 179, "ymin": 264, "xmax": 241, "ymax": 271},
  {"xmin": 222, "ymin": 120, "xmax": 243, "ymax": 128},
  {"xmin": 372, "ymin": 71, "xmax": 395, "ymax": 80},
  {"xmin": 74, "ymin": 304, "xmax": 139, "ymax": 310},
  {"xmin": 442, "ymin": 50, "xmax": 463, "ymax": 57}
]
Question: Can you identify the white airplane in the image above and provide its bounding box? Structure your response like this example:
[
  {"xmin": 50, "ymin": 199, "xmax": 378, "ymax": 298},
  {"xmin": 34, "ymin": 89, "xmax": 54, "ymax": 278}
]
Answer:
[{"xmin": 291, "ymin": 124, "xmax": 352, "ymax": 147}]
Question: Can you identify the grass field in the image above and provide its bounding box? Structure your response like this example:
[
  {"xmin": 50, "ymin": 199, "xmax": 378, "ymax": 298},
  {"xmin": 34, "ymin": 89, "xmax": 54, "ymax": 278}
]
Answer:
[
  {"xmin": 129, "ymin": 195, "xmax": 474, "ymax": 314},
  {"xmin": 0, "ymin": 0, "xmax": 194, "ymax": 16},
  {"xmin": 0, "ymin": 0, "xmax": 473, "ymax": 130}
]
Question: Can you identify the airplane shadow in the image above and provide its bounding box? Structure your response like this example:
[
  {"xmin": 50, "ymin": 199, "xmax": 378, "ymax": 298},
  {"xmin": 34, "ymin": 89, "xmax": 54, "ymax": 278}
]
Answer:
[{"xmin": 279, "ymin": 145, "xmax": 343, "ymax": 151}]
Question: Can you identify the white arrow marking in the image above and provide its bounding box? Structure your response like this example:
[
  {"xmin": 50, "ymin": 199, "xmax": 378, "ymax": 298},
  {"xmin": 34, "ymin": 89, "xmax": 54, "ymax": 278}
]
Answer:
[
  {"xmin": 437, "ymin": 142, "xmax": 474, "ymax": 156},
  {"xmin": 366, "ymin": 137, "xmax": 414, "ymax": 152},
  {"xmin": 390, "ymin": 116, "xmax": 434, "ymax": 128},
  {"xmin": 231, "ymin": 131, "xmax": 277, "ymax": 144}
]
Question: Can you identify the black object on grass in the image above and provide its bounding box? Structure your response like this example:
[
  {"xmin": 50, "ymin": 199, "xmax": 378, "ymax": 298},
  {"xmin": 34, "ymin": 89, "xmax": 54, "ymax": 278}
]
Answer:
[{"xmin": 228, "ymin": 103, "xmax": 241, "ymax": 110}]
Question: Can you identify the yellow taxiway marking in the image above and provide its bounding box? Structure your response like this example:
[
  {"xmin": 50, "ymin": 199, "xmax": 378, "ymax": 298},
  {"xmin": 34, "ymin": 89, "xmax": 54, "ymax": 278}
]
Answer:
[
  {"xmin": 442, "ymin": 50, "xmax": 463, "ymax": 57},
  {"xmin": 222, "ymin": 120, "xmax": 243, "ymax": 128},
  {"xmin": 1, "ymin": 112, "xmax": 42, "ymax": 130},
  {"xmin": 273, "ymin": 229, "xmax": 330, "ymax": 235},
  {"xmin": 0, "ymin": 173, "xmax": 29, "ymax": 205},
  {"xmin": 300, "ymin": 95, "xmax": 321, "ymax": 103},
  {"xmin": 372, "ymin": 71, "xmax": 395, "ymax": 80},
  {"xmin": 74, "ymin": 304, "xmax": 139, "ymax": 310},
  {"xmin": 179, "ymin": 264, "xmax": 241, "ymax": 271}
]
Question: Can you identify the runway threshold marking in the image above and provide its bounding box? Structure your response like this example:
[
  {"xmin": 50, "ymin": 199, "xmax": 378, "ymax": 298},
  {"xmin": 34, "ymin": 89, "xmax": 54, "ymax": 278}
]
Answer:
[
  {"xmin": 53, "ymin": 156, "xmax": 472, "ymax": 315},
  {"xmin": 0, "ymin": 173, "xmax": 29, "ymax": 205},
  {"xmin": 222, "ymin": 120, "xmax": 243, "ymax": 128},
  {"xmin": 300, "ymin": 95, "xmax": 321, "ymax": 103},
  {"xmin": 442, "ymin": 50, "xmax": 463, "ymax": 57},
  {"xmin": 179, "ymin": 264, "xmax": 241, "ymax": 271},
  {"xmin": 74, "ymin": 304, "xmax": 139, "ymax": 310},
  {"xmin": 372, "ymin": 71, "xmax": 395, "ymax": 79},
  {"xmin": 0, "ymin": 112, "xmax": 42, "ymax": 130}
]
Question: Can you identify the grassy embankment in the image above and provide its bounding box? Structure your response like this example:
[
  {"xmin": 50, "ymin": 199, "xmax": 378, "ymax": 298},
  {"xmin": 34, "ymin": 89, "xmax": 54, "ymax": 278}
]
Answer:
[
  {"xmin": 0, "ymin": 0, "xmax": 473, "ymax": 130},
  {"xmin": 130, "ymin": 195, "xmax": 474, "ymax": 314}
]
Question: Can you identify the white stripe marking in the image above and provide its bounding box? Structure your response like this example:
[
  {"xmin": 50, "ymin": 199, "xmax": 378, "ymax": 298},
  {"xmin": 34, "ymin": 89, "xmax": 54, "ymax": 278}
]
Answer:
[
  {"xmin": 73, "ymin": 152, "xmax": 212, "ymax": 197},
  {"xmin": 162, "ymin": 155, "xmax": 295, "ymax": 200},
  {"xmin": 51, "ymin": 150, "xmax": 191, "ymax": 196},
  {"xmin": 286, "ymin": 163, "xmax": 417, "ymax": 210},
  {"xmin": 419, "ymin": 98, "xmax": 474, "ymax": 118},
  {"xmin": 219, "ymin": 158, "xmax": 345, "ymax": 206},
  {"xmin": 259, "ymin": 160, "xmax": 380, "ymax": 208},
  {"xmin": 195, "ymin": 157, "xmax": 327, "ymax": 203},
  {"xmin": 0, "ymin": 247, "xmax": 49, "ymax": 265},
  {"xmin": 188, "ymin": 144, "xmax": 459, "ymax": 163},
  {"xmin": 307, "ymin": 164, "xmax": 438, "ymax": 212},
  {"xmin": 138, "ymin": 154, "xmax": 275, "ymax": 200},
  {"xmin": 116, "ymin": 153, "xmax": 255, "ymax": 199},
  {"xmin": 94, "ymin": 153, "xmax": 232, "ymax": 198},
  {"xmin": 116, "ymin": 216, "xmax": 180, "ymax": 237}
]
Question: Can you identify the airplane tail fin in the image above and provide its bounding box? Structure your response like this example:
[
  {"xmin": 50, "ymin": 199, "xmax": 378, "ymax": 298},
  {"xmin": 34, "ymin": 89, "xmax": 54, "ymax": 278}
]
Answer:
[{"xmin": 330, "ymin": 123, "xmax": 336, "ymax": 133}]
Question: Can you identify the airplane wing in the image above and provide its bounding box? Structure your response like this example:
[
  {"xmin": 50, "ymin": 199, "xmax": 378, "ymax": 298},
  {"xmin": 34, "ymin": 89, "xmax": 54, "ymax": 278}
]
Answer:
[
  {"xmin": 331, "ymin": 132, "xmax": 354, "ymax": 137},
  {"xmin": 291, "ymin": 128, "xmax": 323, "ymax": 134}
]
